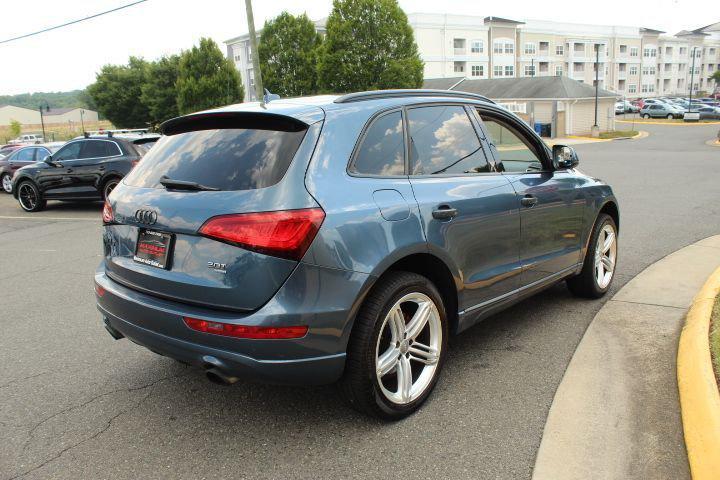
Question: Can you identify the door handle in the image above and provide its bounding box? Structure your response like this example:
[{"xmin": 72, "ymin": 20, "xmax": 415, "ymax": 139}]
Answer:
[
  {"xmin": 66, "ymin": 168, "xmax": 74, "ymax": 173},
  {"xmin": 432, "ymin": 205, "xmax": 458, "ymax": 220},
  {"xmin": 520, "ymin": 195, "xmax": 538, "ymax": 208},
  {"xmin": 98, "ymin": 166, "xmax": 106, "ymax": 171}
]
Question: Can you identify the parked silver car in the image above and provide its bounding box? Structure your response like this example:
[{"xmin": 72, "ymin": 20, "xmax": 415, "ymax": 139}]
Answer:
[{"xmin": 640, "ymin": 103, "xmax": 682, "ymax": 119}]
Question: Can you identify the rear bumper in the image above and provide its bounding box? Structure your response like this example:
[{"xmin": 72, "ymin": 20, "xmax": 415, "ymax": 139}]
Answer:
[{"xmin": 95, "ymin": 261, "xmax": 373, "ymax": 385}]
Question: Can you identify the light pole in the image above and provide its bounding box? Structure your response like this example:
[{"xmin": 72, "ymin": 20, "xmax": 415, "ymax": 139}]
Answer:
[
  {"xmin": 688, "ymin": 46, "xmax": 697, "ymax": 112},
  {"xmin": 38, "ymin": 100, "xmax": 50, "ymax": 142},
  {"xmin": 592, "ymin": 43, "xmax": 600, "ymax": 137}
]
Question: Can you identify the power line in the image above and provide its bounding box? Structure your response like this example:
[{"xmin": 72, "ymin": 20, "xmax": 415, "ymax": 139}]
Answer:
[{"xmin": 0, "ymin": 0, "xmax": 149, "ymax": 45}]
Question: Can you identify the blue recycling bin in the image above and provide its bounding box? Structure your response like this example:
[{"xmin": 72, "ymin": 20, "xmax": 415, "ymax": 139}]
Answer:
[{"xmin": 534, "ymin": 123, "xmax": 542, "ymax": 135}]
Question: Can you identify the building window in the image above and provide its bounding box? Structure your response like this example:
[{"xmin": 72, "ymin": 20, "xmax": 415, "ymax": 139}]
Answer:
[
  {"xmin": 471, "ymin": 40, "xmax": 483, "ymax": 54},
  {"xmin": 665, "ymin": 46, "xmax": 673, "ymax": 56},
  {"xmin": 628, "ymin": 84, "xmax": 637, "ymax": 93},
  {"xmin": 454, "ymin": 61, "xmax": 465, "ymax": 73},
  {"xmin": 630, "ymin": 47, "xmax": 639, "ymax": 57},
  {"xmin": 539, "ymin": 41, "xmax": 549, "ymax": 51},
  {"xmin": 555, "ymin": 65, "xmax": 563, "ymax": 76},
  {"xmin": 505, "ymin": 65, "xmax": 514, "ymax": 76},
  {"xmin": 619, "ymin": 44, "xmax": 627, "ymax": 54},
  {"xmin": 454, "ymin": 38, "xmax": 466, "ymax": 55},
  {"xmin": 710, "ymin": 48, "xmax": 716, "ymax": 56},
  {"xmin": 555, "ymin": 44, "xmax": 564, "ymax": 56},
  {"xmin": 574, "ymin": 62, "xmax": 584, "ymax": 72},
  {"xmin": 679, "ymin": 47, "xmax": 687, "ymax": 55},
  {"xmin": 493, "ymin": 65, "xmax": 503, "ymax": 77},
  {"xmin": 505, "ymin": 42, "xmax": 514, "ymax": 54},
  {"xmin": 494, "ymin": 41, "xmax": 503, "ymax": 54},
  {"xmin": 643, "ymin": 48, "xmax": 657, "ymax": 57},
  {"xmin": 642, "ymin": 66, "xmax": 656, "ymax": 75},
  {"xmin": 524, "ymin": 43, "xmax": 536, "ymax": 55},
  {"xmin": 524, "ymin": 65, "xmax": 535, "ymax": 76},
  {"xmin": 629, "ymin": 66, "xmax": 638, "ymax": 75},
  {"xmin": 678, "ymin": 63, "xmax": 686, "ymax": 72},
  {"xmin": 695, "ymin": 49, "xmax": 701, "ymax": 58},
  {"xmin": 471, "ymin": 65, "xmax": 483, "ymax": 77},
  {"xmin": 574, "ymin": 42, "xmax": 584, "ymax": 54},
  {"xmin": 618, "ymin": 63, "xmax": 626, "ymax": 72},
  {"xmin": 494, "ymin": 41, "xmax": 513, "ymax": 54}
]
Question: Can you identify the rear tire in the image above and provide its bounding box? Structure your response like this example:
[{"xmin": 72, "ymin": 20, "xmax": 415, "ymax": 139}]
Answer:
[
  {"xmin": 642, "ymin": 114, "xmax": 650, "ymax": 119},
  {"xmin": 102, "ymin": 177, "xmax": 120, "ymax": 200},
  {"xmin": 667, "ymin": 114, "xmax": 673, "ymax": 119},
  {"xmin": 341, "ymin": 271, "xmax": 449, "ymax": 420},
  {"xmin": 17, "ymin": 181, "xmax": 46, "ymax": 212},
  {"xmin": 567, "ymin": 213, "xmax": 618, "ymax": 298},
  {"xmin": 1, "ymin": 173, "xmax": 12, "ymax": 194}
]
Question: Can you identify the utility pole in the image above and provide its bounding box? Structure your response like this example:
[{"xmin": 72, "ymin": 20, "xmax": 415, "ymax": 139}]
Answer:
[
  {"xmin": 531, "ymin": 58, "xmax": 535, "ymax": 77},
  {"xmin": 592, "ymin": 43, "xmax": 600, "ymax": 137},
  {"xmin": 38, "ymin": 100, "xmax": 49, "ymax": 141},
  {"xmin": 80, "ymin": 109, "xmax": 85, "ymax": 133},
  {"xmin": 244, "ymin": 0, "xmax": 264, "ymax": 105}
]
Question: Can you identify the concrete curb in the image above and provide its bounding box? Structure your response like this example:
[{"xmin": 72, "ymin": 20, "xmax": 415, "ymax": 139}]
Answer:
[
  {"xmin": 532, "ymin": 235, "xmax": 720, "ymax": 480},
  {"xmin": 677, "ymin": 267, "xmax": 720, "ymax": 479},
  {"xmin": 616, "ymin": 119, "xmax": 720, "ymax": 126}
]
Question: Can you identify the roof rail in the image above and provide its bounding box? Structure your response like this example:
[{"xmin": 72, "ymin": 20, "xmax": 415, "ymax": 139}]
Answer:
[{"xmin": 334, "ymin": 89, "xmax": 496, "ymax": 105}]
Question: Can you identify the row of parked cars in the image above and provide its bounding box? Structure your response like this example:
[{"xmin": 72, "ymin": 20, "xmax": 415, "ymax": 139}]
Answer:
[
  {"xmin": 0, "ymin": 130, "xmax": 159, "ymax": 211},
  {"xmin": 615, "ymin": 96, "xmax": 720, "ymax": 119}
]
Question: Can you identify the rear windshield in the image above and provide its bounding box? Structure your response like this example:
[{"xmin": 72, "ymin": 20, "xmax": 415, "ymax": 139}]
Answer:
[{"xmin": 124, "ymin": 128, "xmax": 306, "ymax": 191}]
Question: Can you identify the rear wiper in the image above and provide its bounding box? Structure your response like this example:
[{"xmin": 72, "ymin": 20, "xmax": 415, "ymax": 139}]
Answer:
[{"xmin": 159, "ymin": 176, "xmax": 220, "ymax": 191}]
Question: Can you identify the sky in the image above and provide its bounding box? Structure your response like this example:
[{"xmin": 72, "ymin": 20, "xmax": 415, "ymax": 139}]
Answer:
[{"xmin": 0, "ymin": 0, "xmax": 716, "ymax": 95}]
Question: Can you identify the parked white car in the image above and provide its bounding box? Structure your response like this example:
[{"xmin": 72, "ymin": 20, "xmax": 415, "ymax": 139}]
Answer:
[{"xmin": 9, "ymin": 134, "xmax": 44, "ymax": 145}]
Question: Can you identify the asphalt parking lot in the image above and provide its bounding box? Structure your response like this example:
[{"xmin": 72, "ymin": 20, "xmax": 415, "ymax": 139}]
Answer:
[{"xmin": 1, "ymin": 124, "xmax": 719, "ymax": 480}]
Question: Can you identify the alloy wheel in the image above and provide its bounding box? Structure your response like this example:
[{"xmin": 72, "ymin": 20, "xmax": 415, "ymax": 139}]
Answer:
[
  {"xmin": 104, "ymin": 180, "xmax": 118, "ymax": 199},
  {"xmin": 18, "ymin": 183, "xmax": 37, "ymax": 211},
  {"xmin": 375, "ymin": 292, "xmax": 442, "ymax": 405},
  {"xmin": 594, "ymin": 224, "xmax": 617, "ymax": 289},
  {"xmin": 1, "ymin": 174, "xmax": 12, "ymax": 193}
]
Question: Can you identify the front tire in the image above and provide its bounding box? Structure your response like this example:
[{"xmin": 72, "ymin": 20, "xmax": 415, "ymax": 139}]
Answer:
[
  {"xmin": 17, "ymin": 181, "xmax": 46, "ymax": 212},
  {"xmin": 1, "ymin": 173, "xmax": 12, "ymax": 194},
  {"xmin": 642, "ymin": 113, "xmax": 650, "ymax": 119},
  {"xmin": 567, "ymin": 213, "xmax": 618, "ymax": 298},
  {"xmin": 667, "ymin": 114, "xmax": 673, "ymax": 119},
  {"xmin": 341, "ymin": 271, "xmax": 449, "ymax": 420}
]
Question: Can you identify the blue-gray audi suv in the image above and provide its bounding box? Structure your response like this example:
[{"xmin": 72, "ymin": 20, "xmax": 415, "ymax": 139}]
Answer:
[{"xmin": 96, "ymin": 90, "xmax": 619, "ymax": 419}]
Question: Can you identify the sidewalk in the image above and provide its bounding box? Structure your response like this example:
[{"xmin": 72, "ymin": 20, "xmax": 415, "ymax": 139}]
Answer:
[{"xmin": 532, "ymin": 235, "xmax": 720, "ymax": 480}]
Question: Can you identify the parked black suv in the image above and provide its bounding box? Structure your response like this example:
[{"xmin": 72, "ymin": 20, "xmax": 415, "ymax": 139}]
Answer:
[{"xmin": 12, "ymin": 134, "xmax": 154, "ymax": 212}]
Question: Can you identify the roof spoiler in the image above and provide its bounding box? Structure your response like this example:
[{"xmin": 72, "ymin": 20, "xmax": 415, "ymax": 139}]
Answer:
[{"xmin": 160, "ymin": 111, "xmax": 309, "ymax": 135}]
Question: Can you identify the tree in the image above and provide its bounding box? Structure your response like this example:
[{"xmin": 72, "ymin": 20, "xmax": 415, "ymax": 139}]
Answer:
[
  {"xmin": 142, "ymin": 55, "xmax": 181, "ymax": 126},
  {"xmin": 710, "ymin": 70, "xmax": 720, "ymax": 86},
  {"xmin": 9, "ymin": 120, "xmax": 21, "ymax": 138},
  {"xmin": 259, "ymin": 12, "xmax": 322, "ymax": 97},
  {"xmin": 317, "ymin": 0, "xmax": 423, "ymax": 93},
  {"xmin": 176, "ymin": 38, "xmax": 244, "ymax": 115},
  {"xmin": 87, "ymin": 57, "xmax": 150, "ymax": 128}
]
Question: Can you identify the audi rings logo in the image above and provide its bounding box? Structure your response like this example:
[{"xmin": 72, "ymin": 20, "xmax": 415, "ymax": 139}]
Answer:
[{"xmin": 134, "ymin": 209, "xmax": 158, "ymax": 225}]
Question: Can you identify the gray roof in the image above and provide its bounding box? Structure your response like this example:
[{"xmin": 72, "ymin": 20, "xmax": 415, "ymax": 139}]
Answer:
[
  {"xmin": 423, "ymin": 76, "xmax": 618, "ymax": 100},
  {"xmin": 640, "ymin": 27, "xmax": 665, "ymax": 35},
  {"xmin": 45, "ymin": 107, "xmax": 78, "ymax": 116},
  {"xmin": 484, "ymin": 16, "xmax": 524, "ymax": 25},
  {"xmin": 421, "ymin": 77, "xmax": 465, "ymax": 90}
]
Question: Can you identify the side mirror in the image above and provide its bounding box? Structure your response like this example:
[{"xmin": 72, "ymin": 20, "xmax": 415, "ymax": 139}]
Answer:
[
  {"xmin": 43, "ymin": 155, "xmax": 60, "ymax": 167},
  {"xmin": 552, "ymin": 145, "xmax": 579, "ymax": 170}
]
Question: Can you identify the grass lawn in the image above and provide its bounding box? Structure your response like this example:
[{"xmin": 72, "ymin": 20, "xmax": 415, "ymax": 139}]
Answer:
[
  {"xmin": 711, "ymin": 296, "xmax": 720, "ymax": 388},
  {"xmin": 599, "ymin": 130, "xmax": 640, "ymax": 139}
]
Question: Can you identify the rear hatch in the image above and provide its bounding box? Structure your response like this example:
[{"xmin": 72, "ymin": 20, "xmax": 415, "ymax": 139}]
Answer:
[{"xmin": 103, "ymin": 107, "xmax": 324, "ymax": 311}]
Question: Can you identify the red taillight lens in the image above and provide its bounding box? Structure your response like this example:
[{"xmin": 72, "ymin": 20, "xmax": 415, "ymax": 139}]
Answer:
[
  {"xmin": 183, "ymin": 317, "xmax": 308, "ymax": 339},
  {"xmin": 94, "ymin": 283, "xmax": 106, "ymax": 297},
  {"xmin": 198, "ymin": 208, "xmax": 325, "ymax": 260},
  {"xmin": 131, "ymin": 160, "xmax": 139, "ymax": 169},
  {"xmin": 102, "ymin": 200, "xmax": 114, "ymax": 224}
]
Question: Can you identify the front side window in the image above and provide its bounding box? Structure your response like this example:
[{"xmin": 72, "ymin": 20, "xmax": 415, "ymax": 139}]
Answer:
[
  {"xmin": 53, "ymin": 142, "xmax": 82, "ymax": 161},
  {"xmin": 478, "ymin": 113, "xmax": 544, "ymax": 173},
  {"xmin": 16, "ymin": 148, "xmax": 34, "ymax": 162},
  {"xmin": 351, "ymin": 111, "xmax": 405, "ymax": 176},
  {"xmin": 407, "ymin": 106, "xmax": 488, "ymax": 175}
]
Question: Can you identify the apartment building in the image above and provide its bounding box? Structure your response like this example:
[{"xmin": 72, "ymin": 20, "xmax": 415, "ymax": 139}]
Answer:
[
  {"xmin": 409, "ymin": 14, "xmax": 720, "ymax": 98},
  {"xmin": 224, "ymin": 18, "xmax": 327, "ymax": 102}
]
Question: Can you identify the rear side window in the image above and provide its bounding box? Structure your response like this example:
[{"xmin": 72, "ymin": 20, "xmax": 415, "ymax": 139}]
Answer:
[
  {"xmin": 407, "ymin": 105, "xmax": 489, "ymax": 175},
  {"xmin": 125, "ymin": 128, "xmax": 307, "ymax": 191},
  {"xmin": 16, "ymin": 148, "xmax": 34, "ymax": 161},
  {"xmin": 351, "ymin": 111, "xmax": 405, "ymax": 175},
  {"xmin": 81, "ymin": 140, "xmax": 120, "ymax": 159}
]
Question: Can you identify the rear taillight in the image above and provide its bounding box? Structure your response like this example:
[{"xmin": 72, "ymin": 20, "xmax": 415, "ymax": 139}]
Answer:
[
  {"xmin": 102, "ymin": 200, "xmax": 114, "ymax": 224},
  {"xmin": 183, "ymin": 317, "xmax": 308, "ymax": 339},
  {"xmin": 198, "ymin": 208, "xmax": 325, "ymax": 261},
  {"xmin": 94, "ymin": 283, "xmax": 106, "ymax": 297},
  {"xmin": 131, "ymin": 160, "xmax": 139, "ymax": 168}
]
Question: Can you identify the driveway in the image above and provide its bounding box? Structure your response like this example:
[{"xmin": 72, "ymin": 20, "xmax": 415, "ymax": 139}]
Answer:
[{"xmin": 1, "ymin": 123, "xmax": 718, "ymax": 479}]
